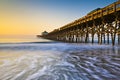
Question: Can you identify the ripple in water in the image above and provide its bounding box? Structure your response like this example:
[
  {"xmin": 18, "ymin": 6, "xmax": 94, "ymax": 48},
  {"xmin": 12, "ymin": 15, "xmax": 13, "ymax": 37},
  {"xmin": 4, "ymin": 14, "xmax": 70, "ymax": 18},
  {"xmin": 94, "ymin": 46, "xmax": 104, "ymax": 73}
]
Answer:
[{"xmin": 0, "ymin": 43, "xmax": 120, "ymax": 80}]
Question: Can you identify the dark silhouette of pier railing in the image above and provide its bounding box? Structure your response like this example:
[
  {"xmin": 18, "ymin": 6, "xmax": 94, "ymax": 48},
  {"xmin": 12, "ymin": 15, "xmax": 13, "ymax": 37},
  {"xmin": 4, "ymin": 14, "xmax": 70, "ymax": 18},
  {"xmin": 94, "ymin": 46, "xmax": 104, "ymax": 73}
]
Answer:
[{"xmin": 42, "ymin": 1, "xmax": 120, "ymax": 45}]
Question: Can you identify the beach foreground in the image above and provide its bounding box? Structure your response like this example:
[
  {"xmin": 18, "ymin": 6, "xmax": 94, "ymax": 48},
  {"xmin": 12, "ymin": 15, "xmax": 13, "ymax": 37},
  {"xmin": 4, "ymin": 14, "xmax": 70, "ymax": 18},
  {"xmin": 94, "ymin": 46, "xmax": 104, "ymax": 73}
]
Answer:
[{"xmin": 0, "ymin": 41, "xmax": 120, "ymax": 80}]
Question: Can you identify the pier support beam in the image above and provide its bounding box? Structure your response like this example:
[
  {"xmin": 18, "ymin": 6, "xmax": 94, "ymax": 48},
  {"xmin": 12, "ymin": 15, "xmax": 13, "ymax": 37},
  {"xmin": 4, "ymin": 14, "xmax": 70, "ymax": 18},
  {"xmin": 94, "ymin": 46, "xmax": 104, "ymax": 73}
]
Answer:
[
  {"xmin": 107, "ymin": 33, "xmax": 110, "ymax": 44},
  {"xmin": 118, "ymin": 21, "xmax": 120, "ymax": 44},
  {"xmin": 92, "ymin": 20, "xmax": 96, "ymax": 44},
  {"xmin": 85, "ymin": 23, "xmax": 89, "ymax": 43},
  {"xmin": 111, "ymin": 15, "xmax": 118, "ymax": 45},
  {"xmin": 118, "ymin": 34, "xmax": 120, "ymax": 44}
]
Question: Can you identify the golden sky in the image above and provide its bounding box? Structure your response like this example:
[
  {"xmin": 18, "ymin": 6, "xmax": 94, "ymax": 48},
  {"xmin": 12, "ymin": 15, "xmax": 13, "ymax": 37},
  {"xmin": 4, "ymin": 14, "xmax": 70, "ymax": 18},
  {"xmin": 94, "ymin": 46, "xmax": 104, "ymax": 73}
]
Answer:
[{"xmin": 0, "ymin": 1, "xmax": 73, "ymax": 36}]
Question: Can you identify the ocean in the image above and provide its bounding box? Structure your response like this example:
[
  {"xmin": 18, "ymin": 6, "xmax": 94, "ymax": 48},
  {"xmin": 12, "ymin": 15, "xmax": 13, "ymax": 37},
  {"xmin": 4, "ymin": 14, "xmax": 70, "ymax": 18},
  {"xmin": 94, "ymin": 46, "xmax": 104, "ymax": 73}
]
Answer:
[{"xmin": 0, "ymin": 36, "xmax": 120, "ymax": 80}]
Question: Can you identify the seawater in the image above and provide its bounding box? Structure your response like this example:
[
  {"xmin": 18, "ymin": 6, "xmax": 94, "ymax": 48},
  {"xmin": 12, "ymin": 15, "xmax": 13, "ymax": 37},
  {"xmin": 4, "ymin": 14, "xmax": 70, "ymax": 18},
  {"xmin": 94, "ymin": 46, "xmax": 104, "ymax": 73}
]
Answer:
[{"xmin": 0, "ymin": 37, "xmax": 120, "ymax": 80}]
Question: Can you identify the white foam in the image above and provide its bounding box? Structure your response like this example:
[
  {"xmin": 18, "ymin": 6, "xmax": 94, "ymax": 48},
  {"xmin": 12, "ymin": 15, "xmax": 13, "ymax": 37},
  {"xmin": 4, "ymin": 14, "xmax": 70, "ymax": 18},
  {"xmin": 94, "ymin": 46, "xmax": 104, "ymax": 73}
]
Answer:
[
  {"xmin": 12, "ymin": 70, "xmax": 27, "ymax": 80},
  {"xmin": 2, "ymin": 59, "xmax": 12, "ymax": 66},
  {"xmin": 56, "ymin": 61, "xmax": 75, "ymax": 68},
  {"xmin": 26, "ymin": 66, "xmax": 48, "ymax": 80}
]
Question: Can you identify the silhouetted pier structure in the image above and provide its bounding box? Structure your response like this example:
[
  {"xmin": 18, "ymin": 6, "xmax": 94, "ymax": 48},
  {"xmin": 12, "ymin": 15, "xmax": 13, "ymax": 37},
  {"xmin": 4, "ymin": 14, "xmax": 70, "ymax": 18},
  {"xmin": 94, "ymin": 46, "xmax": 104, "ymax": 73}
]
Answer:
[{"xmin": 42, "ymin": 1, "xmax": 120, "ymax": 45}]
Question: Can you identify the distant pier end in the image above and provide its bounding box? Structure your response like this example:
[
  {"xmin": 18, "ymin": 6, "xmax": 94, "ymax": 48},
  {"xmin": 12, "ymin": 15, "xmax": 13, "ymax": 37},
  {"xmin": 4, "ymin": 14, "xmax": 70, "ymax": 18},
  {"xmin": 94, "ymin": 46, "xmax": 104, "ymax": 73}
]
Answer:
[{"xmin": 37, "ymin": 31, "xmax": 48, "ymax": 38}]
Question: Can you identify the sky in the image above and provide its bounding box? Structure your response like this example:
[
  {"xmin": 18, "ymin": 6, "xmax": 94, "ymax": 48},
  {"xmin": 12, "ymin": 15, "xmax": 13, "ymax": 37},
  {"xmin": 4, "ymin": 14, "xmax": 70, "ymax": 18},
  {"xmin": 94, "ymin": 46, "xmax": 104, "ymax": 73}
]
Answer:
[{"xmin": 0, "ymin": 0, "xmax": 117, "ymax": 36}]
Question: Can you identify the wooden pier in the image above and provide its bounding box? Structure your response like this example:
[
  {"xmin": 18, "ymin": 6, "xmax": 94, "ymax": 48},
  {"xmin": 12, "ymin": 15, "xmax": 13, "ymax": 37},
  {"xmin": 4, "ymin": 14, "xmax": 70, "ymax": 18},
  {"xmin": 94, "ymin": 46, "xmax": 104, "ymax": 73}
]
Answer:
[{"xmin": 42, "ymin": 1, "xmax": 120, "ymax": 45}]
